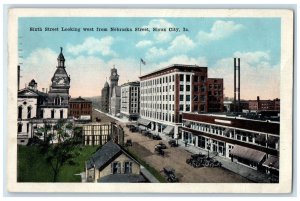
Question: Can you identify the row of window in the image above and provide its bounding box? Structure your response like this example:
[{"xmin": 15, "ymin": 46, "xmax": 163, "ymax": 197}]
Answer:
[
  {"xmin": 141, "ymin": 84, "xmax": 175, "ymax": 94},
  {"xmin": 18, "ymin": 106, "xmax": 32, "ymax": 119},
  {"xmin": 141, "ymin": 103, "xmax": 175, "ymax": 111},
  {"xmin": 141, "ymin": 74, "xmax": 175, "ymax": 87},
  {"xmin": 185, "ymin": 121, "xmax": 279, "ymax": 150},
  {"xmin": 141, "ymin": 110, "xmax": 175, "ymax": 123},
  {"xmin": 69, "ymin": 103, "xmax": 91, "ymax": 109},
  {"xmin": 141, "ymin": 94, "xmax": 175, "ymax": 102}
]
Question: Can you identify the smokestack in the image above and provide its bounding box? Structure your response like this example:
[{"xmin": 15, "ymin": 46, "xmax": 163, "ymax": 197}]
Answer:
[
  {"xmin": 238, "ymin": 58, "xmax": 241, "ymax": 112},
  {"xmin": 257, "ymin": 96, "xmax": 260, "ymax": 101},
  {"xmin": 17, "ymin": 65, "xmax": 20, "ymax": 91},
  {"xmin": 234, "ymin": 58, "xmax": 236, "ymax": 113},
  {"xmin": 234, "ymin": 58, "xmax": 241, "ymax": 113}
]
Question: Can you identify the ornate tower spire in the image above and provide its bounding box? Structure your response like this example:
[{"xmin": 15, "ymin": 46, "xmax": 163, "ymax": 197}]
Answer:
[{"xmin": 57, "ymin": 47, "xmax": 65, "ymax": 67}]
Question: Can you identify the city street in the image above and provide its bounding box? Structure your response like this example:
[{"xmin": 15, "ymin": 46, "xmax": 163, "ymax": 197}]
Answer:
[{"xmin": 93, "ymin": 110, "xmax": 251, "ymax": 183}]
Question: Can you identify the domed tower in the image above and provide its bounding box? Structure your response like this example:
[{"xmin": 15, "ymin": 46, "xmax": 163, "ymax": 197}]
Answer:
[{"xmin": 47, "ymin": 47, "xmax": 71, "ymax": 118}]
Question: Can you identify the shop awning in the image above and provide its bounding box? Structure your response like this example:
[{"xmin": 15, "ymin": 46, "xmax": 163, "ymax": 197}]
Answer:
[
  {"xmin": 137, "ymin": 118, "xmax": 151, "ymax": 127},
  {"xmin": 262, "ymin": 155, "xmax": 279, "ymax": 170},
  {"xmin": 230, "ymin": 145, "xmax": 266, "ymax": 164},
  {"xmin": 163, "ymin": 125, "xmax": 174, "ymax": 135}
]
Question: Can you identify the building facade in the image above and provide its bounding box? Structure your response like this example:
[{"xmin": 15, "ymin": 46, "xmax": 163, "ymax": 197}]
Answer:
[
  {"xmin": 248, "ymin": 96, "xmax": 280, "ymax": 112},
  {"xmin": 181, "ymin": 113, "xmax": 279, "ymax": 173},
  {"xmin": 207, "ymin": 78, "xmax": 224, "ymax": 113},
  {"xmin": 17, "ymin": 48, "xmax": 71, "ymax": 144},
  {"xmin": 17, "ymin": 80, "xmax": 48, "ymax": 145},
  {"xmin": 139, "ymin": 64, "xmax": 220, "ymax": 138},
  {"xmin": 110, "ymin": 86, "xmax": 121, "ymax": 116},
  {"xmin": 120, "ymin": 81, "xmax": 140, "ymax": 121},
  {"xmin": 85, "ymin": 141, "xmax": 145, "ymax": 183},
  {"xmin": 69, "ymin": 96, "xmax": 92, "ymax": 121}
]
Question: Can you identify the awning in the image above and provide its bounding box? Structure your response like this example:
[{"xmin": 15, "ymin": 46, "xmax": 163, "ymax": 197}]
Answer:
[
  {"xmin": 262, "ymin": 155, "xmax": 279, "ymax": 170},
  {"xmin": 230, "ymin": 145, "xmax": 266, "ymax": 163},
  {"xmin": 163, "ymin": 125, "xmax": 174, "ymax": 135},
  {"xmin": 137, "ymin": 118, "xmax": 151, "ymax": 127}
]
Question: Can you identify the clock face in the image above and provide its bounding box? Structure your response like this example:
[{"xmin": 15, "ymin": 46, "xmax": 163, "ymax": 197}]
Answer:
[{"xmin": 56, "ymin": 77, "xmax": 66, "ymax": 85}]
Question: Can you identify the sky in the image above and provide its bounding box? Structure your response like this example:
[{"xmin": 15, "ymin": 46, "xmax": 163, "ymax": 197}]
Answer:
[{"xmin": 18, "ymin": 17, "xmax": 281, "ymax": 99}]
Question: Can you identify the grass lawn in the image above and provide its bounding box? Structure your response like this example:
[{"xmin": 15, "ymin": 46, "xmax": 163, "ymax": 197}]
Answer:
[{"xmin": 17, "ymin": 145, "xmax": 99, "ymax": 182}]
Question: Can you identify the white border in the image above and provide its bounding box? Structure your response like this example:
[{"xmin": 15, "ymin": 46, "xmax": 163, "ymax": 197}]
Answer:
[{"xmin": 7, "ymin": 8, "xmax": 294, "ymax": 193}]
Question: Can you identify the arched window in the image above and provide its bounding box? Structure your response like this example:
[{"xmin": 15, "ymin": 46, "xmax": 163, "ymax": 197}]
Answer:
[
  {"xmin": 18, "ymin": 123, "xmax": 22, "ymax": 133},
  {"xmin": 18, "ymin": 106, "xmax": 22, "ymax": 119},
  {"xmin": 27, "ymin": 106, "xmax": 32, "ymax": 119},
  {"xmin": 54, "ymin": 96, "xmax": 62, "ymax": 105}
]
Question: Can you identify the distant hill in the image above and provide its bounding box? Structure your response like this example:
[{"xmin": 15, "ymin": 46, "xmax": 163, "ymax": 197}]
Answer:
[{"xmin": 84, "ymin": 96, "xmax": 101, "ymax": 109}]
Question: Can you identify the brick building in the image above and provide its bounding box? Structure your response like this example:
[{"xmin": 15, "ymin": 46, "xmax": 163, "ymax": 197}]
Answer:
[
  {"xmin": 207, "ymin": 78, "xmax": 224, "ymax": 112},
  {"xmin": 248, "ymin": 96, "xmax": 280, "ymax": 112},
  {"xmin": 69, "ymin": 96, "xmax": 92, "ymax": 121},
  {"xmin": 120, "ymin": 81, "xmax": 140, "ymax": 121}
]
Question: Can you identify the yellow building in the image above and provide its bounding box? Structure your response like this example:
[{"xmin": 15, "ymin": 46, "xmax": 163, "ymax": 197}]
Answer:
[{"xmin": 85, "ymin": 141, "xmax": 146, "ymax": 183}]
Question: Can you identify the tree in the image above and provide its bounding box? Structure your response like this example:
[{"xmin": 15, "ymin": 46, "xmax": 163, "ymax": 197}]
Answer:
[{"xmin": 39, "ymin": 119, "xmax": 81, "ymax": 182}]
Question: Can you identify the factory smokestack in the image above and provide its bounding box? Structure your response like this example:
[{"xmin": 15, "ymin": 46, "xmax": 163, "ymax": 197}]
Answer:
[
  {"xmin": 234, "ymin": 58, "xmax": 241, "ymax": 113},
  {"xmin": 17, "ymin": 65, "xmax": 20, "ymax": 91}
]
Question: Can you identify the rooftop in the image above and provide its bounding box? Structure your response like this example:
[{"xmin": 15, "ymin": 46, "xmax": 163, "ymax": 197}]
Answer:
[{"xmin": 139, "ymin": 64, "xmax": 207, "ymax": 79}]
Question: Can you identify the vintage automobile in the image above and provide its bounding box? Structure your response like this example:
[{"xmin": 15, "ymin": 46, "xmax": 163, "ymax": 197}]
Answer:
[{"xmin": 163, "ymin": 166, "xmax": 179, "ymax": 182}]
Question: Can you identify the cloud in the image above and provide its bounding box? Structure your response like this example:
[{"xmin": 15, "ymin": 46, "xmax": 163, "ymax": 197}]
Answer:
[
  {"xmin": 209, "ymin": 51, "xmax": 279, "ymax": 100},
  {"xmin": 145, "ymin": 34, "xmax": 195, "ymax": 59},
  {"xmin": 21, "ymin": 48, "xmax": 141, "ymax": 97},
  {"xmin": 198, "ymin": 20, "xmax": 244, "ymax": 43},
  {"xmin": 66, "ymin": 36, "xmax": 117, "ymax": 56},
  {"xmin": 135, "ymin": 40, "xmax": 153, "ymax": 48},
  {"xmin": 141, "ymin": 19, "xmax": 175, "ymax": 43}
]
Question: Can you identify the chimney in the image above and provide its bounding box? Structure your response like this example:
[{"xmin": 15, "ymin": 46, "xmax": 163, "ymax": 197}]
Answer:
[
  {"xmin": 257, "ymin": 96, "xmax": 260, "ymax": 101},
  {"xmin": 234, "ymin": 58, "xmax": 241, "ymax": 113},
  {"xmin": 17, "ymin": 65, "xmax": 20, "ymax": 91}
]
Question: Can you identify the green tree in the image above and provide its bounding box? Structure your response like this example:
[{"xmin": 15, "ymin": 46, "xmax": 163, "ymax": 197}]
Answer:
[{"xmin": 39, "ymin": 119, "xmax": 81, "ymax": 182}]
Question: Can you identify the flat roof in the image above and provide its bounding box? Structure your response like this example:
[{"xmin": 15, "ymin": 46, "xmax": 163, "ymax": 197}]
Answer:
[{"xmin": 139, "ymin": 64, "xmax": 207, "ymax": 79}]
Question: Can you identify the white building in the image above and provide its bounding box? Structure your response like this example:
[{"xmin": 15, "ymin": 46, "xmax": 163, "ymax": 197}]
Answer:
[{"xmin": 120, "ymin": 81, "xmax": 140, "ymax": 121}]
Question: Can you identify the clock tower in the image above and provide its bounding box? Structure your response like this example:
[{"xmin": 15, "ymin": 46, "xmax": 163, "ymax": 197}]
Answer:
[
  {"xmin": 48, "ymin": 47, "xmax": 71, "ymax": 106},
  {"xmin": 109, "ymin": 65, "xmax": 119, "ymax": 113}
]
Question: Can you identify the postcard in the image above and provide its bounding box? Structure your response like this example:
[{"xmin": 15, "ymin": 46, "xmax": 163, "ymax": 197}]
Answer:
[{"xmin": 7, "ymin": 8, "xmax": 293, "ymax": 193}]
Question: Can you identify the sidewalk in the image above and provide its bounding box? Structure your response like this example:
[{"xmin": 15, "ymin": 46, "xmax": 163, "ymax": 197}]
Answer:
[{"xmin": 160, "ymin": 134, "xmax": 270, "ymax": 183}]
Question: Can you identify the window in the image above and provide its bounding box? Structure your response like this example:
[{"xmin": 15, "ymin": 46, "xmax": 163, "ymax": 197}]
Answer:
[
  {"xmin": 27, "ymin": 123, "xmax": 29, "ymax": 133},
  {"xmin": 27, "ymin": 106, "xmax": 32, "ymax": 118},
  {"xmin": 186, "ymin": 104, "xmax": 190, "ymax": 111},
  {"xmin": 193, "ymin": 104, "xmax": 198, "ymax": 112},
  {"xmin": 18, "ymin": 123, "xmax": 22, "ymax": 133},
  {"xmin": 51, "ymin": 110, "xmax": 55, "ymax": 118},
  {"xmin": 186, "ymin": 85, "xmax": 190, "ymax": 91},
  {"xmin": 54, "ymin": 96, "xmax": 62, "ymax": 105},
  {"xmin": 180, "ymin": 74, "xmax": 184, "ymax": 81},
  {"xmin": 180, "ymin": 85, "xmax": 184, "ymax": 91},
  {"xmin": 193, "ymin": 95, "xmax": 198, "ymax": 101},
  {"xmin": 60, "ymin": 110, "xmax": 63, "ymax": 119},
  {"xmin": 186, "ymin": 75, "xmax": 190, "ymax": 82},
  {"xmin": 194, "ymin": 75, "xmax": 198, "ymax": 82},
  {"xmin": 186, "ymin": 95, "xmax": 190, "ymax": 101},
  {"xmin": 124, "ymin": 161, "xmax": 132, "ymax": 174},
  {"xmin": 194, "ymin": 85, "xmax": 198, "ymax": 92},
  {"xmin": 179, "ymin": 104, "xmax": 184, "ymax": 111},
  {"xmin": 111, "ymin": 162, "xmax": 121, "ymax": 174},
  {"xmin": 180, "ymin": 95, "xmax": 184, "ymax": 101},
  {"xmin": 18, "ymin": 106, "xmax": 22, "ymax": 119},
  {"xmin": 40, "ymin": 110, "xmax": 44, "ymax": 118}
]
